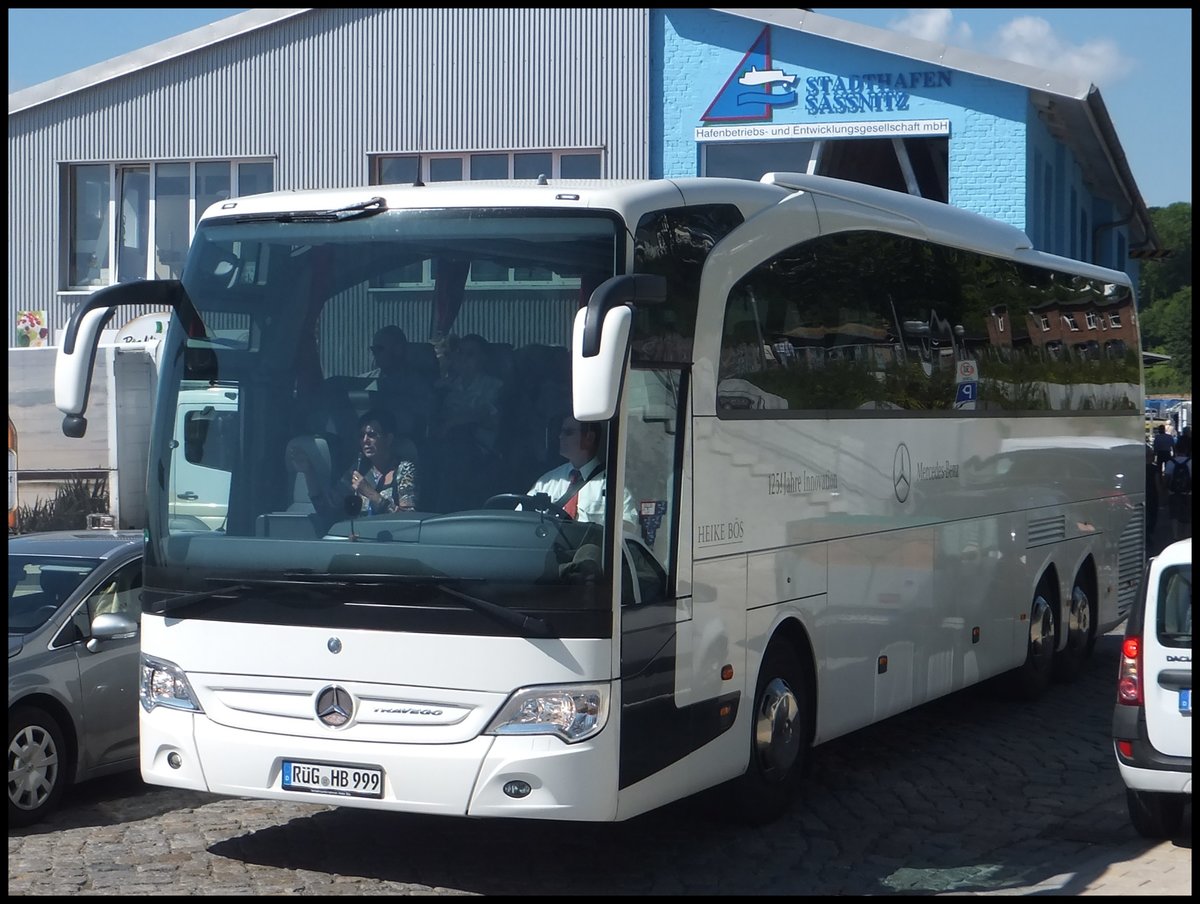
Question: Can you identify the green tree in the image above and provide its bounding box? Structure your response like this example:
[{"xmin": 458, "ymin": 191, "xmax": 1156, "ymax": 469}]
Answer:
[
  {"xmin": 1137, "ymin": 203, "xmax": 1192, "ymax": 394},
  {"xmin": 13, "ymin": 477, "xmax": 110, "ymax": 534},
  {"xmin": 1138, "ymin": 202, "xmax": 1192, "ymax": 307},
  {"xmin": 1140, "ymin": 286, "xmax": 1193, "ymax": 393}
]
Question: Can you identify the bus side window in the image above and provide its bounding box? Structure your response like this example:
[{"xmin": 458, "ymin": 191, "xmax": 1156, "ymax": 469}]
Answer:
[{"xmin": 622, "ymin": 368, "xmax": 683, "ymax": 606}]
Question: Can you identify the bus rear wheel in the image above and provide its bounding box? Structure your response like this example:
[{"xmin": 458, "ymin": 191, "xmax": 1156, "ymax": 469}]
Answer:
[
  {"xmin": 1053, "ymin": 578, "xmax": 1094, "ymax": 683},
  {"xmin": 724, "ymin": 642, "xmax": 809, "ymax": 825},
  {"xmin": 1010, "ymin": 585, "xmax": 1057, "ymax": 699}
]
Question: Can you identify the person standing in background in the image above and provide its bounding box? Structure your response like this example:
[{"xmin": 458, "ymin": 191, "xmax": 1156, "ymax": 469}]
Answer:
[{"xmin": 1163, "ymin": 433, "xmax": 1192, "ymax": 541}]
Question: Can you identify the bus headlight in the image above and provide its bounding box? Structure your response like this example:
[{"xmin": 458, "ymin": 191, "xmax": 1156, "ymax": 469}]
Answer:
[
  {"xmin": 140, "ymin": 653, "xmax": 204, "ymax": 714},
  {"xmin": 484, "ymin": 683, "xmax": 610, "ymax": 743}
]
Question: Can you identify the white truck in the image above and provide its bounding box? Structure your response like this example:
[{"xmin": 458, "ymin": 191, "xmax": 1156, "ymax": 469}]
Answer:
[
  {"xmin": 11, "ymin": 313, "xmax": 236, "ymax": 531},
  {"xmin": 9, "ymin": 341, "xmax": 158, "ymax": 530}
]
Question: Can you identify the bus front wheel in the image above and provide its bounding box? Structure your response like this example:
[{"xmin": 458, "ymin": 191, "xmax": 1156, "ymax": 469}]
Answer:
[{"xmin": 724, "ymin": 642, "xmax": 809, "ymax": 825}]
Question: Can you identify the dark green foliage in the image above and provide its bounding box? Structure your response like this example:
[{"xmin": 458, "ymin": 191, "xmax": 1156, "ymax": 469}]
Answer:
[
  {"xmin": 1138, "ymin": 204, "xmax": 1192, "ymax": 394},
  {"xmin": 13, "ymin": 477, "xmax": 110, "ymax": 534}
]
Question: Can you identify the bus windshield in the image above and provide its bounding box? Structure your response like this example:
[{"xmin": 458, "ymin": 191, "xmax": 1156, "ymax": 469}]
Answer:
[{"xmin": 147, "ymin": 206, "xmax": 625, "ymax": 630}]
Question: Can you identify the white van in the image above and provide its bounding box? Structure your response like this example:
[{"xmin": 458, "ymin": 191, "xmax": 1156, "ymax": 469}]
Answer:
[{"xmin": 1113, "ymin": 538, "xmax": 1192, "ymax": 838}]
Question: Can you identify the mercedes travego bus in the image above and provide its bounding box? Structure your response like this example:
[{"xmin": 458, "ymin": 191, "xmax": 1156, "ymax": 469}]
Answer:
[{"xmin": 55, "ymin": 173, "xmax": 1146, "ymax": 824}]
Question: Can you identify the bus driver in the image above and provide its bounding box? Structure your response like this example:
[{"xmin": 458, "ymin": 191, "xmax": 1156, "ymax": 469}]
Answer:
[{"xmin": 528, "ymin": 415, "xmax": 638, "ymax": 533}]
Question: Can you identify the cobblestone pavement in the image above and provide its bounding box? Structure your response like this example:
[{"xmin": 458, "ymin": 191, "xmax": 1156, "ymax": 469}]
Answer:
[
  {"xmin": 9, "ymin": 621, "xmax": 1190, "ymax": 896},
  {"xmin": 9, "ymin": 497, "xmax": 1192, "ymax": 897}
]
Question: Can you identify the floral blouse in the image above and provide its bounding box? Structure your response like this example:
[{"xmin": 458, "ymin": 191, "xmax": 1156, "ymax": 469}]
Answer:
[{"xmin": 361, "ymin": 459, "xmax": 418, "ymax": 514}]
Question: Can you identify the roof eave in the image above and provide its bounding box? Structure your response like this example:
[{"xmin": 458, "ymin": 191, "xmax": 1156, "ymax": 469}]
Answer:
[{"xmin": 7, "ymin": 8, "xmax": 312, "ymax": 115}]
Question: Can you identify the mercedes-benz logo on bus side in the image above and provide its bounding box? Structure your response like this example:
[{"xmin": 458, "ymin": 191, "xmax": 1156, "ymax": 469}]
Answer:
[
  {"xmin": 893, "ymin": 443, "xmax": 912, "ymax": 503},
  {"xmin": 315, "ymin": 685, "xmax": 353, "ymax": 728}
]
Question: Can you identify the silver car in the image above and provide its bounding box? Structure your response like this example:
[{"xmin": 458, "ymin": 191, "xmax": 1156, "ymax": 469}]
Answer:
[{"xmin": 8, "ymin": 529, "xmax": 144, "ymax": 827}]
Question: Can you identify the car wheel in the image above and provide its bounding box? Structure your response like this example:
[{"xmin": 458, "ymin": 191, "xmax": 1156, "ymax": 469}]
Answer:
[
  {"xmin": 1053, "ymin": 578, "xmax": 1094, "ymax": 683},
  {"xmin": 1126, "ymin": 787, "xmax": 1186, "ymax": 839},
  {"xmin": 8, "ymin": 705, "xmax": 69, "ymax": 828},
  {"xmin": 721, "ymin": 642, "xmax": 809, "ymax": 825}
]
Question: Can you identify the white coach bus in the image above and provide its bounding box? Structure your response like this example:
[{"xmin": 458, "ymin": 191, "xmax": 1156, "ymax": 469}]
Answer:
[{"xmin": 56, "ymin": 173, "xmax": 1146, "ymax": 824}]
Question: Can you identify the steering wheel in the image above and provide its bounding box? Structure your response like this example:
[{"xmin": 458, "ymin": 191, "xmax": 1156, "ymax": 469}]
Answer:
[{"xmin": 483, "ymin": 493, "xmax": 573, "ymax": 521}]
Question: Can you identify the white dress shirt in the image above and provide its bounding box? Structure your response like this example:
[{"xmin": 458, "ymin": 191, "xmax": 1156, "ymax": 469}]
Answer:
[{"xmin": 528, "ymin": 456, "xmax": 639, "ymax": 533}]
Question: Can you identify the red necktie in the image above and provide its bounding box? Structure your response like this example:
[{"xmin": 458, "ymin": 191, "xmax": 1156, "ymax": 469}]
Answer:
[{"xmin": 564, "ymin": 469, "xmax": 581, "ymax": 518}]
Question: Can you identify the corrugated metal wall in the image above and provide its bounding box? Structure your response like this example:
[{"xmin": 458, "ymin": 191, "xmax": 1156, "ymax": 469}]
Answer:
[{"xmin": 7, "ymin": 8, "xmax": 650, "ymax": 347}]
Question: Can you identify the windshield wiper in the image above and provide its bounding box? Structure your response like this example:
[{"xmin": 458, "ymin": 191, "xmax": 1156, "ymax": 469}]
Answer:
[
  {"xmin": 145, "ymin": 577, "xmax": 351, "ymax": 614},
  {"xmin": 150, "ymin": 573, "xmax": 552, "ymax": 638},
  {"xmin": 282, "ymin": 571, "xmax": 552, "ymax": 637},
  {"xmin": 146, "ymin": 582, "xmax": 254, "ymax": 614},
  {"xmin": 435, "ymin": 584, "xmax": 551, "ymax": 638}
]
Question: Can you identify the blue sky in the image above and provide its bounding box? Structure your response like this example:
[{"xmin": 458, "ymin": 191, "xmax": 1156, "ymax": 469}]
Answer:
[{"xmin": 7, "ymin": 7, "xmax": 1191, "ymax": 208}]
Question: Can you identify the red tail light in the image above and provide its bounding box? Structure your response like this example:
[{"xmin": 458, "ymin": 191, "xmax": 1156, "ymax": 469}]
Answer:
[{"xmin": 1117, "ymin": 635, "xmax": 1142, "ymax": 706}]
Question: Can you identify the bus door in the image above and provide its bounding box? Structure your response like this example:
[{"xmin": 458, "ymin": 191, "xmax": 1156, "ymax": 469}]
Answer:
[{"xmin": 617, "ymin": 366, "xmax": 709, "ymax": 789}]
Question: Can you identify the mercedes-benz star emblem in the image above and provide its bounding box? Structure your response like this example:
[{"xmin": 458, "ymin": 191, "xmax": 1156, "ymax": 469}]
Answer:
[
  {"xmin": 893, "ymin": 443, "xmax": 912, "ymax": 503},
  {"xmin": 315, "ymin": 685, "xmax": 353, "ymax": 728}
]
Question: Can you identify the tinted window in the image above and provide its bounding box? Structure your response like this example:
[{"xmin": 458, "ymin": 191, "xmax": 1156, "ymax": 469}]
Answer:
[
  {"xmin": 631, "ymin": 204, "xmax": 745, "ymax": 364},
  {"xmin": 717, "ymin": 231, "xmax": 1138, "ymax": 415}
]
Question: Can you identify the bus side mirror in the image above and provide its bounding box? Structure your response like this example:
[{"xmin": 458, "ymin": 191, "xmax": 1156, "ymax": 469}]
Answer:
[
  {"xmin": 572, "ymin": 274, "xmax": 665, "ymax": 421},
  {"xmin": 56, "ymin": 305, "xmax": 115, "ymax": 438},
  {"xmin": 55, "ymin": 280, "xmax": 196, "ymax": 438},
  {"xmin": 572, "ymin": 305, "xmax": 631, "ymax": 421}
]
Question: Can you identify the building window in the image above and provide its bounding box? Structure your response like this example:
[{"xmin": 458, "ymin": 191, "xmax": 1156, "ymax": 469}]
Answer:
[
  {"xmin": 514, "ymin": 152, "xmax": 553, "ymax": 179},
  {"xmin": 703, "ymin": 140, "xmax": 816, "ymax": 181},
  {"xmin": 470, "ymin": 154, "xmax": 508, "ymax": 180},
  {"xmin": 1062, "ymin": 314, "xmax": 1080, "ymax": 331},
  {"xmin": 429, "ymin": 157, "xmax": 463, "ymax": 182},
  {"xmin": 701, "ymin": 136, "xmax": 948, "ymax": 203},
  {"xmin": 1109, "ymin": 312, "xmax": 1122, "ymax": 328},
  {"xmin": 366, "ymin": 150, "xmax": 602, "ymax": 289},
  {"xmin": 996, "ymin": 313, "xmax": 1006, "ymax": 333},
  {"xmin": 68, "ymin": 165, "xmax": 111, "ymax": 287},
  {"xmin": 1039, "ymin": 315, "xmax": 1051, "ymax": 332},
  {"xmin": 117, "ymin": 165, "xmax": 150, "ymax": 284},
  {"xmin": 559, "ymin": 153, "xmax": 602, "ymax": 178},
  {"xmin": 371, "ymin": 149, "xmax": 603, "ymax": 185},
  {"xmin": 1085, "ymin": 312, "xmax": 1099, "ymax": 329},
  {"xmin": 195, "ymin": 161, "xmax": 232, "ymax": 226},
  {"xmin": 154, "ymin": 163, "xmax": 190, "ymax": 279},
  {"xmin": 65, "ymin": 159, "xmax": 274, "ymax": 289}
]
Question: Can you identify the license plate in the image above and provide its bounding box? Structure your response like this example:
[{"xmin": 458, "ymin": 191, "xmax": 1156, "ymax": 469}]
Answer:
[
  {"xmin": 282, "ymin": 760, "xmax": 384, "ymax": 798},
  {"xmin": 1180, "ymin": 688, "xmax": 1192, "ymax": 714}
]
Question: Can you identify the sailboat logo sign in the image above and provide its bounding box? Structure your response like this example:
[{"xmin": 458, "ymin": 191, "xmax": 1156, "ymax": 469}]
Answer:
[{"xmin": 700, "ymin": 27, "xmax": 796, "ymax": 123}]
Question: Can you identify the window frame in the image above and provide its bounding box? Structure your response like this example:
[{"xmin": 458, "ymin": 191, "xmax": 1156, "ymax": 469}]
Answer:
[
  {"xmin": 62, "ymin": 159, "xmax": 275, "ymax": 291},
  {"xmin": 366, "ymin": 150, "xmax": 604, "ymax": 292},
  {"xmin": 370, "ymin": 149, "xmax": 604, "ymax": 186}
]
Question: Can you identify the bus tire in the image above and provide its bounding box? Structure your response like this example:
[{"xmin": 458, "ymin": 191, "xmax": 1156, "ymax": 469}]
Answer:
[
  {"xmin": 1053, "ymin": 576, "xmax": 1094, "ymax": 683},
  {"xmin": 1010, "ymin": 583, "xmax": 1057, "ymax": 699},
  {"xmin": 724, "ymin": 642, "xmax": 809, "ymax": 825}
]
